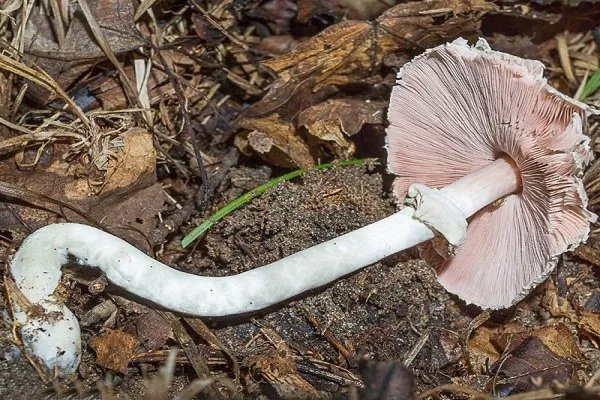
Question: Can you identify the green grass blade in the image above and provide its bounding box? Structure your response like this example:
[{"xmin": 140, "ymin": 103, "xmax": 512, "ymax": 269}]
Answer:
[
  {"xmin": 181, "ymin": 158, "xmax": 369, "ymax": 248},
  {"xmin": 580, "ymin": 68, "xmax": 600, "ymax": 100}
]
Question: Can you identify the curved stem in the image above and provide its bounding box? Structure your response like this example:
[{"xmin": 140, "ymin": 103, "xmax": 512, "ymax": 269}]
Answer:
[
  {"xmin": 12, "ymin": 210, "xmax": 434, "ymax": 317},
  {"xmin": 9, "ymin": 158, "xmax": 520, "ymax": 375}
]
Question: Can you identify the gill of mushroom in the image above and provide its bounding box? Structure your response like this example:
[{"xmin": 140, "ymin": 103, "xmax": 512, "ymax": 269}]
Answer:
[{"xmin": 8, "ymin": 38, "xmax": 596, "ymax": 376}]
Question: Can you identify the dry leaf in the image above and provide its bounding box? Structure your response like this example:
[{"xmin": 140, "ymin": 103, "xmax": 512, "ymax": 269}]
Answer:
[
  {"xmin": 0, "ymin": 127, "xmax": 164, "ymax": 249},
  {"xmin": 334, "ymin": 0, "xmax": 395, "ymax": 20},
  {"xmin": 248, "ymin": 0, "xmax": 494, "ymax": 118},
  {"xmin": 256, "ymin": 35, "xmax": 300, "ymax": 56},
  {"xmin": 246, "ymin": 352, "xmax": 322, "ymax": 399},
  {"xmin": 98, "ymin": 128, "xmax": 156, "ymax": 194},
  {"xmin": 488, "ymin": 337, "xmax": 575, "ymax": 395},
  {"xmin": 246, "ymin": 0, "xmax": 296, "ymax": 35},
  {"xmin": 495, "ymin": 323, "xmax": 583, "ymax": 361},
  {"xmin": 24, "ymin": 0, "xmax": 142, "ymax": 103},
  {"xmin": 296, "ymin": 0, "xmax": 345, "ymax": 23},
  {"xmin": 579, "ymin": 311, "xmax": 600, "ymax": 342},
  {"xmin": 89, "ymin": 329, "xmax": 138, "ymax": 373},
  {"xmin": 468, "ymin": 326, "xmax": 502, "ymax": 373},
  {"xmin": 238, "ymin": 114, "xmax": 313, "ymax": 168},
  {"xmin": 540, "ymin": 280, "xmax": 573, "ymax": 317},
  {"xmin": 136, "ymin": 310, "xmax": 172, "ymax": 351},
  {"xmin": 299, "ymin": 98, "xmax": 386, "ymax": 158}
]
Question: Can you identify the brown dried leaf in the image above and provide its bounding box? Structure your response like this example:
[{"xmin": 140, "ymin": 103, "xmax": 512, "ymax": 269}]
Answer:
[
  {"xmin": 488, "ymin": 337, "xmax": 575, "ymax": 395},
  {"xmin": 246, "ymin": 352, "xmax": 322, "ymax": 399},
  {"xmin": 495, "ymin": 323, "xmax": 583, "ymax": 361},
  {"xmin": 468, "ymin": 326, "xmax": 502, "ymax": 373},
  {"xmin": 247, "ymin": 0, "xmax": 296, "ymax": 35},
  {"xmin": 239, "ymin": 114, "xmax": 314, "ymax": 168},
  {"xmin": 540, "ymin": 280, "xmax": 573, "ymax": 317},
  {"xmin": 86, "ymin": 64, "xmax": 170, "ymax": 111},
  {"xmin": 301, "ymin": 99, "xmax": 386, "ymax": 137},
  {"xmin": 191, "ymin": 13, "xmax": 226, "ymax": 44},
  {"xmin": 488, "ymin": 34, "xmax": 547, "ymax": 61},
  {"xmin": 299, "ymin": 98, "xmax": 385, "ymax": 158},
  {"xmin": 98, "ymin": 128, "xmax": 156, "ymax": 194},
  {"xmin": 136, "ymin": 310, "xmax": 172, "ymax": 351},
  {"xmin": 334, "ymin": 0, "xmax": 394, "ymax": 20},
  {"xmin": 296, "ymin": 0, "xmax": 345, "ymax": 23},
  {"xmin": 0, "ymin": 128, "xmax": 164, "ymax": 248},
  {"xmin": 248, "ymin": 0, "xmax": 494, "ymax": 118},
  {"xmin": 89, "ymin": 329, "xmax": 138, "ymax": 373},
  {"xmin": 101, "ymin": 183, "xmax": 166, "ymax": 248},
  {"xmin": 578, "ymin": 311, "xmax": 600, "ymax": 341},
  {"xmin": 24, "ymin": 0, "xmax": 142, "ymax": 103},
  {"xmin": 256, "ymin": 35, "xmax": 300, "ymax": 56}
]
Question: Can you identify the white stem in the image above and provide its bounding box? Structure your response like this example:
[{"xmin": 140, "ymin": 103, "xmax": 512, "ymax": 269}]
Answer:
[
  {"xmin": 9, "ymin": 158, "xmax": 519, "ymax": 375},
  {"xmin": 440, "ymin": 156, "xmax": 521, "ymax": 217}
]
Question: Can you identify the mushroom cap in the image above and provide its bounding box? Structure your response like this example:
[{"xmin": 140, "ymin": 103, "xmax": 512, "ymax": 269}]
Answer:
[{"xmin": 386, "ymin": 38, "xmax": 597, "ymax": 309}]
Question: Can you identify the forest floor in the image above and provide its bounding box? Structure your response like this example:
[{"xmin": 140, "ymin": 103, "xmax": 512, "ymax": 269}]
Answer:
[{"xmin": 1, "ymin": 0, "xmax": 600, "ymax": 399}]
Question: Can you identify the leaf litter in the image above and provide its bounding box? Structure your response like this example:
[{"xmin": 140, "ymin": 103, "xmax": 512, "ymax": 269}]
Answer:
[{"xmin": 0, "ymin": 0, "xmax": 599, "ymax": 399}]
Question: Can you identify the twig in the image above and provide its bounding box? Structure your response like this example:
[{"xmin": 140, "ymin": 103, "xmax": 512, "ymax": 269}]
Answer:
[
  {"xmin": 184, "ymin": 317, "xmax": 240, "ymax": 382},
  {"xmin": 461, "ymin": 310, "xmax": 491, "ymax": 374},
  {"xmin": 159, "ymin": 312, "xmax": 225, "ymax": 399},
  {"xmin": 403, "ymin": 328, "xmax": 430, "ymax": 367},
  {"xmin": 301, "ymin": 308, "xmax": 356, "ymax": 368}
]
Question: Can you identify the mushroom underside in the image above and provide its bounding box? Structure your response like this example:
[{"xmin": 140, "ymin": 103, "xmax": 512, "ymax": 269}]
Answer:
[{"xmin": 386, "ymin": 38, "xmax": 597, "ymax": 308}]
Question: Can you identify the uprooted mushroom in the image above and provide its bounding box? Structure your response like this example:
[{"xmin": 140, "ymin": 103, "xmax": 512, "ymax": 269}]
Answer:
[{"xmin": 8, "ymin": 38, "xmax": 597, "ymax": 376}]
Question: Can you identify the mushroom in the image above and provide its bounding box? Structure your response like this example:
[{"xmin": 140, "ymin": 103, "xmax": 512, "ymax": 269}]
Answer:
[
  {"xmin": 8, "ymin": 38, "xmax": 596, "ymax": 376},
  {"xmin": 386, "ymin": 38, "xmax": 597, "ymax": 308}
]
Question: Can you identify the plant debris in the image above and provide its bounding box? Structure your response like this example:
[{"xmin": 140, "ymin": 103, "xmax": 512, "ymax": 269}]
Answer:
[
  {"xmin": 89, "ymin": 329, "xmax": 138, "ymax": 373},
  {"xmin": 489, "ymin": 337, "xmax": 576, "ymax": 395}
]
